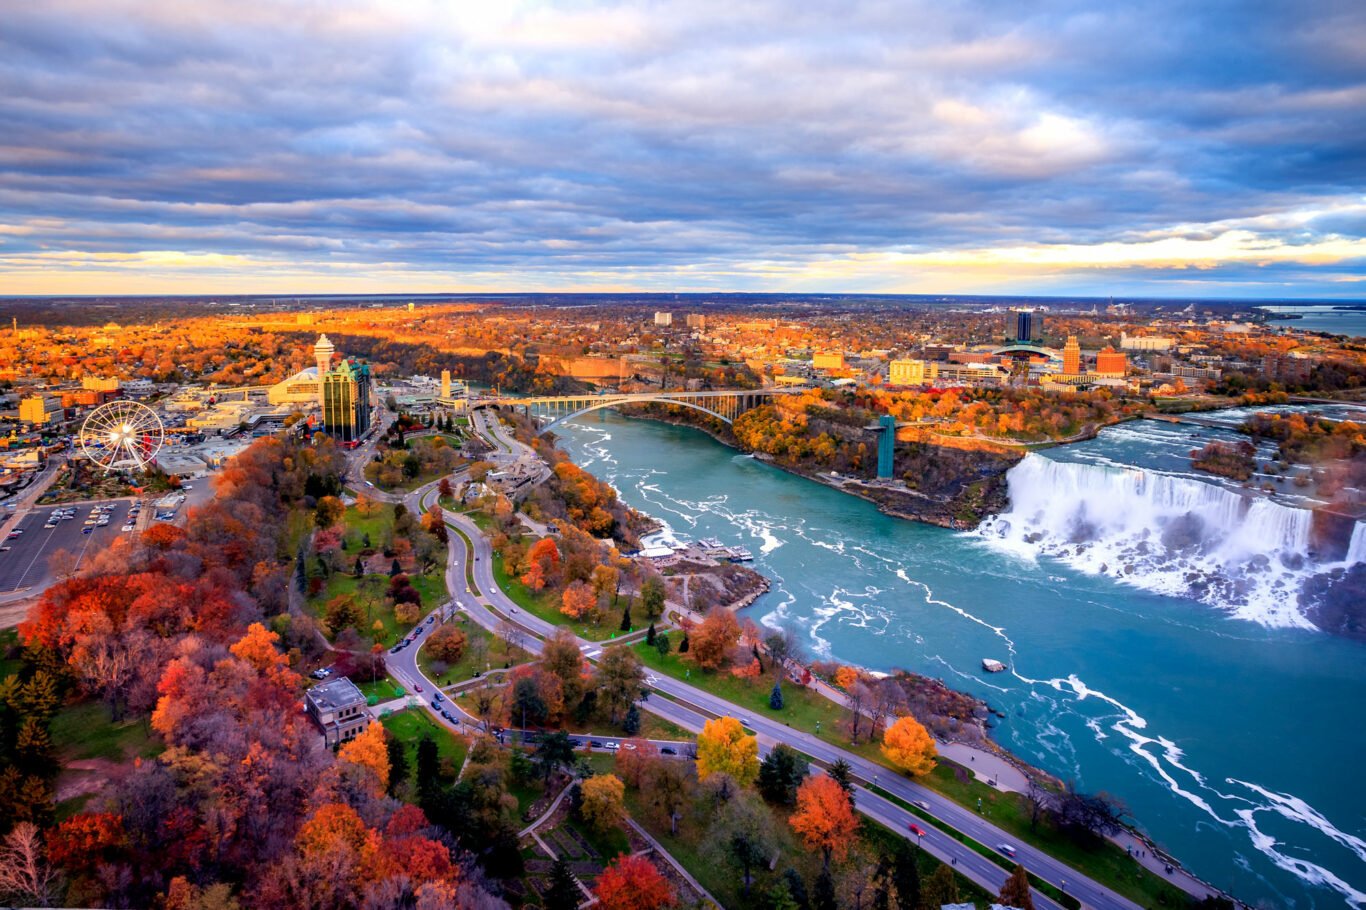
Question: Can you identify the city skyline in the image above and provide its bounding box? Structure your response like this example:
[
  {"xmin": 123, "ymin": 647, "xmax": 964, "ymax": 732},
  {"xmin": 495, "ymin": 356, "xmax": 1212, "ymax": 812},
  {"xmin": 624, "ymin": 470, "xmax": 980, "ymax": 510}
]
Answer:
[{"xmin": 2, "ymin": 0, "xmax": 1364, "ymax": 298}]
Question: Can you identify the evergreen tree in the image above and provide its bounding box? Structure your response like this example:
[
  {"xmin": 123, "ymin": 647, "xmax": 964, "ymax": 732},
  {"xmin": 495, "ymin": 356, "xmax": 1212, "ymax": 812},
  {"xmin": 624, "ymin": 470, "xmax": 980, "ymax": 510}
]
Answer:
[
  {"xmin": 354, "ymin": 556, "xmax": 364, "ymax": 577},
  {"xmin": 997, "ymin": 864, "xmax": 1034, "ymax": 910},
  {"xmin": 623, "ymin": 704, "xmax": 641, "ymax": 736},
  {"xmin": 828, "ymin": 758, "xmax": 855, "ymax": 803},
  {"xmin": 757, "ymin": 743, "xmax": 808, "ymax": 805},
  {"xmin": 363, "ymin": 531, "xmax": 372, "ymax": 549},
  {"xmin": 679, "ymin": 633, "xmax": 689, "ymax": 653},
  {"xmin": 645, "ymin": 623, "xmax": 656, "ymax": 645},
  {"xmin": 783, "ymin": 869, "xmax": 810, "ymax": 910},
  {"xmin": 770, "ymin": 681, "xmax": 784, "ymax": 710},
  {"xmin": 619, "ymin": 603, "xmax": 632, "ymax": 632},
  {"xmin": 415, "ymin": 735, "xmax": 439, "ymax": 802},
  {"xmin": 762, "ymin": 881, "xmax": 801, "ymax": 910},
  {"xmin": 386, "ymin": 734, "xmax": 409, "ymax": 795},
  {"xmin": 390, "ymin": 558, "xmax": 402, "ymax": 576},
  {"xmin": 923, "ymin": 865, "xmax": 958, "ymax": 909},
  {"xmin": 544, "ymin": 858, "xmax": 580, "ymax": 910},
  {"xmin": 813, "ymin": 869, "xmax": 837, "ymax": 910},
  {"xmin": 654, "ymin": 632, "xmax": 670, "ymax": 658},
  {"xmin": 891, "ymin": 838, "xmax": 921, "ymax": 910},
  {"xmin": 294, "ymin": 549, "xmax": 308, "ymax": 594}
]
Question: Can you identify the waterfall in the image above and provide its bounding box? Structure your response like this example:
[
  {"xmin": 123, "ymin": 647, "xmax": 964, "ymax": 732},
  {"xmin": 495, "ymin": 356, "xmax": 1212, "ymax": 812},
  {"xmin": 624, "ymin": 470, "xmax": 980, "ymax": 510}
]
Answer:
[
  {"xmin": 1348, "ymin": 523, "xmax": 1366, "ymax": 566},
  {"xmin": 979, "ymin": 454, "xmax": 1321, "ymax": 628}
]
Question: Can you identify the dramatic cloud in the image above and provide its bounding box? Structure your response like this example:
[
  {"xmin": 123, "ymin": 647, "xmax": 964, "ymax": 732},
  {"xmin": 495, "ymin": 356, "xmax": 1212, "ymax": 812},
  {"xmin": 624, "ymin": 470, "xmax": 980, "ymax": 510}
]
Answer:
[{"xmin": 1, "ymin": 0, "xmax": 1363, "ymax": 296}]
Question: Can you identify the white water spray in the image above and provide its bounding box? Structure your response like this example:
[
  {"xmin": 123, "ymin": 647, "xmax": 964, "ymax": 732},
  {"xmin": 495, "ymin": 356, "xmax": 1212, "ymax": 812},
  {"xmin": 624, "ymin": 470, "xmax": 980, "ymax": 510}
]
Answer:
[{"xmin": 981, "ymin": 454, "xmax": 1325, "ymax": 628}]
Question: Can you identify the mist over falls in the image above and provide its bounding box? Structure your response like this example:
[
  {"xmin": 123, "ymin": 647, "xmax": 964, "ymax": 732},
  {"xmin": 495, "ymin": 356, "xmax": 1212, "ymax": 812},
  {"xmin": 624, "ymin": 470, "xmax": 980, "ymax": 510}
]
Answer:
[{"xmin": 980, "ymin": 454, "xmax": 1362, "ymax": 629}]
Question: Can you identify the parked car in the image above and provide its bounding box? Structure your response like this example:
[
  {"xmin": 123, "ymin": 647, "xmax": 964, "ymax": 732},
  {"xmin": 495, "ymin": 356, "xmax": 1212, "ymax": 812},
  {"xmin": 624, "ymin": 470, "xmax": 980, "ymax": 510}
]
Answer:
[{"xmin": 660, "ymin": 747, "xmax": 676, "ymax": 755}]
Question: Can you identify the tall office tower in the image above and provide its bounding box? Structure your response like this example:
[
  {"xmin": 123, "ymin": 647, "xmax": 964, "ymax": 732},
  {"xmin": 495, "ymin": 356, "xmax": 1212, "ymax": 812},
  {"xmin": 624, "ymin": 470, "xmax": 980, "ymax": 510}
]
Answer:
[
  {"xmin": 1063, "ymin": 336, "xmax": 1081, "ymax": 375},
  {"xmin": 440, "ymin": 369, "xmax": 452, "ymax": 399},
  {"xmin": 1008, "ymin": 308, "xmax": 1043, "ymax": 343}
]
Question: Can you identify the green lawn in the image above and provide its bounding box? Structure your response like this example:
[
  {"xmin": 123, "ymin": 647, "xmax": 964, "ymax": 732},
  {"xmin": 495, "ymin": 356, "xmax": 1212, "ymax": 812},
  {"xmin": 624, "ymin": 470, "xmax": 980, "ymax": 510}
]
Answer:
[
  {"xmin": 50, "ymin": 700, "xmax": 163, "ymax": 764},
  {"xmin": 358, "ymin": 678, "xmax": 408, "ymax": 703},
  {"xmin": 381, "ymin": 707, "xmax": 469, "ymax": 780},
  {"xmin": 305, "ymin": 503, "xmax": 449, "ymax": 646}
]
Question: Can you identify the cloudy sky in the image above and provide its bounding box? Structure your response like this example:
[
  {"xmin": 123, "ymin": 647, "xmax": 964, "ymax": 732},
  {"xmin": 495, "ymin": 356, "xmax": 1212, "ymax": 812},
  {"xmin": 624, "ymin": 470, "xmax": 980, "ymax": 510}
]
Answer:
[{"xmin": 2, "ymin": 0, "xmax": 1364, "ymax": 297}]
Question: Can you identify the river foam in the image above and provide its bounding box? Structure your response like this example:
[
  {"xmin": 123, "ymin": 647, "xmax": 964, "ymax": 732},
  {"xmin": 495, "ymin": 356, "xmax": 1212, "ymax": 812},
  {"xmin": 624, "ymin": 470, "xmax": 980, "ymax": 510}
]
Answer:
[{"xmin": 978, "ymin": 453, "xmax": 1344, "ymax": 629}]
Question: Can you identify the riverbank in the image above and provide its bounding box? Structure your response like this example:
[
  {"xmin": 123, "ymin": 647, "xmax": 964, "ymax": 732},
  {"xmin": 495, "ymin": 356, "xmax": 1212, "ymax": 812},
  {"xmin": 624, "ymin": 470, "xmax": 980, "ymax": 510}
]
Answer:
[{"xmin": 614, "ymin": 402, "xmax": 1018, "ymax": 529}]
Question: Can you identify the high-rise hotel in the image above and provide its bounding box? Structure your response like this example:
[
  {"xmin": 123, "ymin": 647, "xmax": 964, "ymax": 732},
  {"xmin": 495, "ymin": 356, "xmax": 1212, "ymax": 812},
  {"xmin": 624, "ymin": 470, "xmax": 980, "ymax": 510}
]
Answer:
[{"xmin": 314, "ymin": 334, "xmax": 373, "ymax": 444}]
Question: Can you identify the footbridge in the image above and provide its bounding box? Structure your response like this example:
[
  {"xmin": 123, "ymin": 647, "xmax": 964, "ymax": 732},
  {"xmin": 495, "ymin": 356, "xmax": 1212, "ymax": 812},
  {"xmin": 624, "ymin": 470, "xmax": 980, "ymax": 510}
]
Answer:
[{"xmin": 475, "ymin": 388, "xmax": 804, "ymax": 434}]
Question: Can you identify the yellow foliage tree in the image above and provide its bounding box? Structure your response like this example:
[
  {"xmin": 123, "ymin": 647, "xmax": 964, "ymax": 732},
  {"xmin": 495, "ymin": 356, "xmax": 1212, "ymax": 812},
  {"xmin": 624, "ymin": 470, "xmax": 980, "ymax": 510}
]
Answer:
[
  {"xmin": 881, "ymin": 715, "xmax": 937, "ymax": 777},
  {"xmin": 695, "ymin": 716, "xmax": 758, "ymax": 786},
  {"xmin": 579, "ymin": 773, "xmax": 625, "ymax": 833},
  {"xmin": 833, "ymin": 665, "xmax": 860, "ymax": 690},
  {"xmin": 337, "ymin": 721, "xmax": 390, "ymax": 791}
]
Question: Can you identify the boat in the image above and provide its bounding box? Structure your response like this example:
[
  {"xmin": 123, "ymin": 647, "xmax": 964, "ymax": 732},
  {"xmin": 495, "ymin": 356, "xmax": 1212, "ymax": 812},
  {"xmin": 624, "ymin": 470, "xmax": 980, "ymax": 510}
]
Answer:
[{"xmin": 982, "ymin": 659, "xmax": 1006, "ymax": 673}]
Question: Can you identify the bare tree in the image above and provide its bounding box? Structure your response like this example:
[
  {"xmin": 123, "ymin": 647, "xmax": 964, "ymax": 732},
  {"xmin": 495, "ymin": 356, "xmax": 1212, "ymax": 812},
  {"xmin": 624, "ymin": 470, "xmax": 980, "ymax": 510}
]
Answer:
[
  {"xmin": 869, "ymin": 678, "xmax": 908, "ymax": 737},
  {"xmin": 0, "ymin": 822, "xmax": 61, "ymax": 907},
  {"xmin": 498, "ymin": 618, "xmax": 525, "ymax": 658},
  {"xmin": 847, "ymin": 681, "xmax": 873, "ymax": 743},
  {"xmin": 1026, "ymin": 776, "xmax": 1053, "ymax": 831},
  {"xmin": 46, "ymin": 547, "xmax": 79, "ymax": 581}
]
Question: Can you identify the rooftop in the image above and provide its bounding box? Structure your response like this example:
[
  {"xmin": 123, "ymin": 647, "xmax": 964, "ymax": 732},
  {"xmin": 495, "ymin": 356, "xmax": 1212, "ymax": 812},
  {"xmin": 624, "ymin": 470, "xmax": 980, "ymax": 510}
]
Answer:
[{"xmin": 305, "ymin": 676, "xmax": 365, "ymax": 711}]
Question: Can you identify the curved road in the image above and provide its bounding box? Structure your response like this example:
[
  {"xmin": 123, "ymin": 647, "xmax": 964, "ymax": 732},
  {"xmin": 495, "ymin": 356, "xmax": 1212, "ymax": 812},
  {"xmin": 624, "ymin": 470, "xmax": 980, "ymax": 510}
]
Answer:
[{"xmin": 358, "ymin": 411, "xmax": 1142, "ymax": 910}]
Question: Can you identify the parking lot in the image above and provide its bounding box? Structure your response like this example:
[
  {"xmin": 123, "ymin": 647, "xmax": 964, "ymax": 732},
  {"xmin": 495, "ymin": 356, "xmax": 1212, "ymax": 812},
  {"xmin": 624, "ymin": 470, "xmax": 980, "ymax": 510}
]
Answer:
[{"xmin": 0, "ymin": 499, "xmax": 137, "ymax": 594}]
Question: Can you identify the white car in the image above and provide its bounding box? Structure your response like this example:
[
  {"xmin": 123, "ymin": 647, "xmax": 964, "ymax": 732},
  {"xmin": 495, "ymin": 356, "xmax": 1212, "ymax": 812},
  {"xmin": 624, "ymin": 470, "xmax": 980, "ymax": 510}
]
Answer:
[{"xmin": 998, "ymin": 844, "xmax": 1017, "ymax": 857}]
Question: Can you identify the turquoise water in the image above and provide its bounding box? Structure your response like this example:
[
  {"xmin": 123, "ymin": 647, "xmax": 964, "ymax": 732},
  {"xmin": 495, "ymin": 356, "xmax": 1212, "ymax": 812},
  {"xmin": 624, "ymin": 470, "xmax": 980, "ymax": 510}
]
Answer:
[{"xmin": 555, "ymin": 411, "xmax": 1366, "ymax": 909}]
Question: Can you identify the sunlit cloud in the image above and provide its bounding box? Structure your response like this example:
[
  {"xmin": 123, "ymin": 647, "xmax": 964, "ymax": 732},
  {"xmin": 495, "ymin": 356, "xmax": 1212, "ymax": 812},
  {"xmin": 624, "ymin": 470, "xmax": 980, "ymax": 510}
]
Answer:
[{"xmin": 0, "ymin": 0, "xmax": 1363, "ymax": 297}]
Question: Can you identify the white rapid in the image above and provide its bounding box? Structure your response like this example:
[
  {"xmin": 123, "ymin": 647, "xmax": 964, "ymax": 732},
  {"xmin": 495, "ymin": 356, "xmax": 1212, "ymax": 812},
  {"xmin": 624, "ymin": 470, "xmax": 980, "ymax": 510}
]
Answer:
[
  {"xmin": 1348, "ymin": 523, "xmax": 1366, "ymax": 566},
  {"xmin": 980, "ymin": 454, "xmax": 1331, "ymax": 628}
]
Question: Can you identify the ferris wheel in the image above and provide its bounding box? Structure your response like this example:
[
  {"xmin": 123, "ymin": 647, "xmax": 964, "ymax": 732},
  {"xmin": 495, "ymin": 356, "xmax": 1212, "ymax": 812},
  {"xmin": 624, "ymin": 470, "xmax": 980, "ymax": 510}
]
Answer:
[{"xmin": 79, "ymin": 400, "xmax": 165, "ymax": 472}]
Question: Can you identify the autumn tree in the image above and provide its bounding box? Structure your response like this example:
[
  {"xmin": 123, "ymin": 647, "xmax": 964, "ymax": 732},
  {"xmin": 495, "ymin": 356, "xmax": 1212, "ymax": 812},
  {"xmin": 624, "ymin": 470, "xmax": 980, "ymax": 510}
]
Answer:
[
  {"xmin": 522, "ymin": 537, "xmax": 561, "ymax": 591},
  {"xmin": 689, "ymin": 607, "xmax": 740, "ymax": 670},
  {"xmin": 696, "ymin": 716, "xmax": 758, "ymax": 786},
  {"xmin": 595, "ymin": 854, "xmax": 675, "ymax": 910},
  {"xmin": 338, "ymin": 721, "xmax": 390, "ymax": 791},
  {"xmin": 639, "ymin": 575, "xmax": 666, "ymax": 620},
  {"xmin": 596, "ymin": 645, "xmax": 645, "ymax": 725},
  {"xmin": 559, "ymin": 580, "xmax": 597, "ymax": 620},
  {"xmin": 315, "ymin": 495, "xmax": 345, "ymax": 529},
  {"xmin": 790, "ymin": 774, "xmax": 858, "ymax": 870},
  {"xmin": 579, "ymin": 774, "xmax": 625, "ymax": 834},
  {"xmin": 999, "ymin": 864, "xmax": 1035, "ymax": 910},
  {"xmin": 645, "ymin": 759, "xmax": 691, "ymax": 835},
  {"xmin": 541, "ymin": 629, "xmax": 587, "ymax": 712},
  {"xmin": 613, "ymin": 738, "xmax": 659, "ymax": 789},
  {"xmin": 426, "ymin": 625, "xmax": 467, "ymax": 664},
  {"xmin": 881, "ymin": 715, "xmax": 937, "ymax": 777},
  {"xmin": 703, "ymin": 792, "xmax": 775, "ymax": 896}
]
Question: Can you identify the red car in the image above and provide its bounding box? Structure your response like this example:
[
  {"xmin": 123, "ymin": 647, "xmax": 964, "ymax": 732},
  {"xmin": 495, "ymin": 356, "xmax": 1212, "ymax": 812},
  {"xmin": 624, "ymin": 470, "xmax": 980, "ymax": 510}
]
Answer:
[
  {"xmin": 414, "ymin": 685, "xmax": 423, "ymax": 693},
  {"xmin": 908, "ymin": 823, "xmax": 926, "ymax": 837}
]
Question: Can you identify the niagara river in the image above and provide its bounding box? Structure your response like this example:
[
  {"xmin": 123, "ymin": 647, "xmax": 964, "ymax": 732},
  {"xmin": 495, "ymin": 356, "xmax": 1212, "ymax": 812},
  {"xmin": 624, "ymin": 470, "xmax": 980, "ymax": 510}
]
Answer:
[{"xmin": 552, "ymin": 408, "xmax": 1366, "ymax": 910}]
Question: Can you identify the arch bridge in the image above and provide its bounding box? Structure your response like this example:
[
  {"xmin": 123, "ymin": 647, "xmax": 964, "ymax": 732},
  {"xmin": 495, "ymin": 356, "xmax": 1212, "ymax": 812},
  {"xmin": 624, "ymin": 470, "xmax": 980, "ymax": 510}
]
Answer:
[{"xmin": 475, "ymin": 388, "xmax": 804, "ymax": 434}]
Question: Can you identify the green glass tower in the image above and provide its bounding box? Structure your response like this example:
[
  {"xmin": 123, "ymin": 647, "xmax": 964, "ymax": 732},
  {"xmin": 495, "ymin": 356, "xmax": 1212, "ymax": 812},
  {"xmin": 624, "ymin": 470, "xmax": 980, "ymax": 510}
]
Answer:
[{"xmin": 321, "ymin": 359, "xmax": 372, "ymax": 443}]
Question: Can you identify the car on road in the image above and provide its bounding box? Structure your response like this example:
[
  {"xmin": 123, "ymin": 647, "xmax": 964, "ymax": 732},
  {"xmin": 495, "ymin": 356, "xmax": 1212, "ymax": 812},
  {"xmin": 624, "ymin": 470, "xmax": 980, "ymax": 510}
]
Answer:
[
  {"xmin": 7, "ymin": 530, "xmax": 22, "ymax": 538},
  {"xmin": 913, "ymin": 800, "xmax": 931, "ymax": 811},
  {"xmin": 998, "ymin": 844, "xmax": 1017, "ymax": 857},
  {"xmin": 604, "ymin": 742, "xmax": 619, "ymax": 751},
  {"xmin": 414, "ymin": 684, "xmax": 423, "ymax": 693},
  {"xmin": 0, "ymin": 546, "xmax": 12, "ymax": 553},
  {"xmin": 908, "ymin": 823, "xmax": 926, "ymax": 837},
  {"xmin": 621, "ymin": 742, "xmax": 637, "ymax": 751},
  {"xmin": 122, "ymin": 525, "xmax": 136, "ymax": 532},
  {"xmin": 389, "ymin": 645, "xmax": 402, "ymax": 654},
  {"xmin": 426, "ymin": 616, "xmax": 436, "ymax": 625},
  {"xmin": 432, "ymin": 693, "xmax": 443, "ymax": 704},
  {"xmin": 83, "ymin": 527, "xmax": 93, "ymax": 534},
  {"xmin": 590, "ymin": 740, "xmax": 603, "ymax": 748}
]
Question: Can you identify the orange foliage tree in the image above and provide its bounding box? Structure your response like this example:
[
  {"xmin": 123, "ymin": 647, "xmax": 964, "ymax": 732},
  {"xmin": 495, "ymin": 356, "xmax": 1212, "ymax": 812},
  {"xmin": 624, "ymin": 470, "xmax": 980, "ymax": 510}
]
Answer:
[
  {"xmin": 881, "ymin": 715, "xmax": 938, "ymax": 777},
  {"xmin": 337, "ymin": 721, "xmax": 390, "ymax": 791},
  {"xmin": 594, "ymin": 853, "xmax": 675, "ymax": 910},
  {"xmin": 689, "ymin": 607, "xmax": 740, "ymax": 670},
  {"xmin": 789, "ymin": 774, "xmax": 858, "ymax": 870},
  {"xmin": 559, "ymin": 580, "xmax": 598, "ymax": 619}
]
